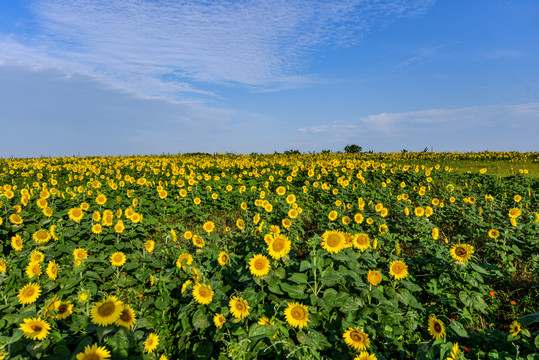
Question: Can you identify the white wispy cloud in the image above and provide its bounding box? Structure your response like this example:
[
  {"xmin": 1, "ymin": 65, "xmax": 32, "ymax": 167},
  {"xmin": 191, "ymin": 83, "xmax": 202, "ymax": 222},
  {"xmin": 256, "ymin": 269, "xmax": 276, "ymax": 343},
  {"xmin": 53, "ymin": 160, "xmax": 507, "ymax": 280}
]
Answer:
[
  {"xmin": 297, "ymin": 102, "xmax": 539, "ymax": 151},
  {"xmin": 0, "ymin": 0, "xmax": 433, "ymax": 100}
]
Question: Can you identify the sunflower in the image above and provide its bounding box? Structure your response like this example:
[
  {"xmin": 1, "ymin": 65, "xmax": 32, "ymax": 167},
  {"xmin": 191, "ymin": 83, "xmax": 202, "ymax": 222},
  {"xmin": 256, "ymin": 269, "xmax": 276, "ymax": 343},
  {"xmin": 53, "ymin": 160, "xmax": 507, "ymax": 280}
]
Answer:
[
  {"xmin": 181, "ymin": 280, "xmax": 193, "ymax": 294},
  {"xmin": 509, "ymin": 320, "xmax": 521, "ymax": 337},
  {"xmin": 213, "ymin": 313, "xmax": 226, "ymax": 329},
  {"xmin": 343, "ymin": 327, "xmax": 370, "ymax": 351},
  {"xmin": 144, "ymin": 333, "xmax": 159, "ymax": 353},
  {"xmin": 249, "ymin": 254, "xmax": 271, "ymax": 277},
  {"xmin": 192, "ymin": 283, "xmax": 214, "ymax": 305},
  {"xmin": 192, "ymin": 235, "xmax": 205, "ymax": 248},
  {"xmin": 414, "ymin": 207, "xmax": 425, "ymax": 217},
  {"xmin": 9, "ymin": 213, "xmax": 23, "ymax": 225},
  {"xmin": 90, "ymin": 296, "xmax": 124, "ymax": 326},
  {"xmin": 176, "ymin": 253, "xmax": 193, "ymax": 269},
  {"xmin": 508, "ymin": 207, "xmax": 521, "ymax": 219},
  {"xmin": 93, "ymin": 211, "xmax": 102, "ymax": 222},
  {"xmin": 432, "ymin": 227, "xmax": 439, "ymax": 240},
  {"xmin": 19, "ymin": 317, "xmax": 51, "ymax": 340},
  {"xmin": 367, "ymin": 270, "xmax": 382, "ymax": 286},
  {"xmin": 488, "ymin": 229, "xmax": 500, "ymax": 239},
  {"xmin": 236, "ymin": 218, "xmax": 245, "ymax": 230},
  {"xmin": 68, "ymin": 207, "xmax": 84, "ymax": 222},
  {"xmin": 268, "ymin": 234, "xmax": 291, "ymax": 260},
  {"xmin": 321, "ymin": 230, "xmax": 345, "ymax": 254},
  {"xmin": 282, "ymin": 218, "xmax": 291, "ymax": 228},
  {"xmin": 145, "ymin": 240, "xmax": 155, "ymax": 253},
  {"xmin": 203, "ymin": 221, "xmax": 215, "ymax": 233},
  {"xmin": 447, "ymin": 342, "xmax": 459, "ymax": 360},
  {"xmin": 286, "ymin": 194, "xmax": 296, "ymax": 204},
  {"xmin": 425, "ymin": 206, "xmax": 434, "ymax": 217},
  {"xmin": 218, "ymin": 251, "xmax": 229, "ymax": 266},
  {"xmin": 30, "ymin": 250, "xmax": 45, "ymax": 263},
  {"xmin": 229, "ymin": 296, "xmax": 250, "ymax": 320},
  {"xmin": 450, "ymin": 244, "xmax": 474, "ymax": 263},
  {"xmin": 110, "ymin": 252, "xmax": 126, "ymax": 267},
  {"xmin": 258, "ymin": 317, "xmax": 275, "ymax": 326},
  {"xmin": 32, "ymin": 229, "xmax": 51, "ymax": 244},
  {"xmin": 75, "ymin": 343, "xmax": 111, "ymax": 360},
  {"xmin": 95, "ymin": 194, "xmax": 107, "ymax": 205},
  {"xmin": 25, "ymin": 261, "xmax": 42, "ymax": 279},
  {"xmin": 114, "ymin": 220, "xmax": 125, "ymax": 233},
  {"xmin": 353, "ymin": 233, "xmax": 371, "ymax": 251},
  {"xmin": 284, "ymin": 302, "xmax": 309, "ymax": 329},
  {"xmin": 92, "ymin": 224, "xmax": 103, "ymax": 234},
  {"xmin": 0, "ymin": 259, "xmax": 6, "ymax": 274},
  {"xmin": 328, "ymin": 210, "xmax": 338, "ymax": 221},
  {"xmin": 73, "ymin": 248, "xmax": 88, "ymax": 260},
  {"xmin": 11, "ymin": 234, "xmax": 24, "ymax": 251},
  {"xmin": 389, "ymin": 260, "xmax": 408, "ymax": 280},
  {"xmin": 276, "ymin": 186, "xmax": 286, "ymax": 196},
  {"xmin": 428, "ymin": 315, "xmax": 445, "ymax": 340},
  {"xmin": 55, "ymin": 301, "xmax": 73, "ymax": 320},
  {"xmin": 354, "ymin": 213, "xmax": 364, "ymax": 223},
  {"xmin": 354, "ymin": 352, "xmax": 377, "ymax": 360},
  {"xmin": 115, "ymin": 304, "xmax": 136, "ymax": 329},
  {"xmin": 46, "ymin": 261, "xmax": 58, "ymax": 280}
]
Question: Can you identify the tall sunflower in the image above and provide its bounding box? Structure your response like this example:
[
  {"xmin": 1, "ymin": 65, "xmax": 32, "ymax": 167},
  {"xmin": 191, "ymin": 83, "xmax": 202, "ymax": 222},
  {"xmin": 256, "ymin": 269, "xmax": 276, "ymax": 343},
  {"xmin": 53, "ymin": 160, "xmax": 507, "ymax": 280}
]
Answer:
[
  {"xmin": 213, "ymin": 313, "xmax": 226, "ymax": 329},
  {"xmin": 354, "ymin": 352, "xmax": 377, "ymax": 360},
  {"xmin": 110, "ymin": 252, "xmax": 127, "ymax": 267},
  {"xmin": 343, "ymin": 327, "xmax": 370, "ymax": 351},
  {"xmin": 90, "ymin": 296, "xmax": 124, "ymax": 326},
  {"xmin": 75, "ymin": 343, "xmax": 111, "ymax": 360},
  {"xmin": 192, "ymin": 283, "xmax": 214, "ymax": 305},
  {"xmin": 321, "ymin": 230, "xmax": 345, "ymax": 254},
  {"xmin": 26, "ymin": 261, "xmax": 42, "ymax": 279},
  {"xmin": 143, "ymin": 333, "xmax": 159, "ymax": 353},
  {"xmin": 509, "ymin": 320, "xmax": 521, "ymax": 337},
  {"xmin": 248, "ymin": 254, "xmax": 271, "ymax": 277},
  {"xmin": 267, "ymin": 234, "xmax": 291, "ymax": 260},
  {"xmin": 19, "ymin": 317, "xmax": 51, "ymax": 340},
  {"xmin": 488, "ymin": 229, "xmax": 500, "ymax": 239},
  {"xmin": 367, "ymin": 270, "xmax": 382, "ymax": 286},
  {"xmin": 32, "ymin": 229, "xmax": 51, "ymax": 244},
  {"xmin": 68, "ymin": 207, "xmax": 84, "ymax": 222},
  {"xmin": 450, "ymin": 244, "xmax": 474, "ymax": 263},
  {"xmin": 284, "ymin": 302, "xmax": 309, "ymax": 329},
  {"xmin": 46, "ymin": 261, "xmax": 58, "ymax": 280},
  {"xmin": 11, "ymin": 234, "xmax": 24, "ymax": 251},
  {"xmin": 389, "ymin": 260, "xmax": 408, "ymax": 280},
  {"xmin": 115, "ymin": 304, "xmax": 136, "ymax": 329},
  {"xmin": 217, "ymin": 251, "xmax": 229, "ymax": 266},
  {"xmin": 353, "ymin": 233, "xmax": 370, "ymax": 251},
  {"xmin": 56, "ymin": 301, "xmax": 74, "ymax": 320},
  {"xmin": 428, "ymin": 315, "xmax": 445, "ymax": 340},
  {"xmin": 202, "ymin": 221, "xmax": 215, "ymax": 233},
  {"xmin": 192, "ymin": 235, "xmax": 205, "ymax": 248},
  {"xmin": 176, "ymin": 253, "xmax": 193, "ymax": 269},
  {"xmin": 229, "ymin": 296, "xmax": 250, "ymax": 320},
  {"xmin": 18, "ymin": 283, "xmax": 41, "ymax": 304}
]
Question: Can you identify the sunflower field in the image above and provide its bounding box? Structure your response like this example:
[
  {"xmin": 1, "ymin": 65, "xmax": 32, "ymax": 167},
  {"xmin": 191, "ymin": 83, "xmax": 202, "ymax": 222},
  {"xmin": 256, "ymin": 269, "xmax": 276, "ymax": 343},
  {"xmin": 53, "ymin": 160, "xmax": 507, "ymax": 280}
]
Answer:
[{"xmin": 0, "ymin": 152, "xmax": 538, "ymax": 360}]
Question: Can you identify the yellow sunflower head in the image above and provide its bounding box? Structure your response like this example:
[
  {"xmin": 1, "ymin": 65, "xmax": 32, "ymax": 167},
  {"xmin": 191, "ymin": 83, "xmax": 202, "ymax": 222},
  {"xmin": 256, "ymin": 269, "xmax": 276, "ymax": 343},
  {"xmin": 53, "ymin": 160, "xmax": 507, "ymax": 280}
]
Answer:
[
  {"xmin": 343, "ymin": 327, "xmax": 370, "ymax": 351},
  {"xmin": 428, "ymin": 315, "xmax": 445, "ymax": 340},
  {"xmin": 321, "ymin": 230, "xmax": 345, "ymax": 254},
  {"xmin": 450, "ymin": 244, "xmax": 474, "ymax": 263},
  {"xmin": 192, "ymin": 283, "xmax": 214, "ymax": 305},
  {"xmin": 267, "ymin": 234, "xmax": 291, "ymax": 260},
  {"xmin": 284, "ymin": 302, "xmax": 309, "ymax": 329},
  {"xmin": 389, "ymin": 260, "xmax": 408, "ymax": 280},
  {"xmin": 249, "ymin": 254, "xmax": 271, "ymax": 277},
  {"xmin": 75, "ymin": 343, "xmax": 111, "ymax": 360},
  {"xmin": 229, "ymin": 296, "xmax": 250, "ymax": 320},
  {"xmin": 90, "ymin": 296, "xmax": 124, "ymax": 326}
]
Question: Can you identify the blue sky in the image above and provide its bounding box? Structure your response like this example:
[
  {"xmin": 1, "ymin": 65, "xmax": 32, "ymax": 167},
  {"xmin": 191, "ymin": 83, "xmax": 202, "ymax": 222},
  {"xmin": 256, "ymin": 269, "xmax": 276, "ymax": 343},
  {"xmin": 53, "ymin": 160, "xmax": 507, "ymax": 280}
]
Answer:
[{"xmin": 1, "ymin": 0, "xmax": 538, "ymax": 157}]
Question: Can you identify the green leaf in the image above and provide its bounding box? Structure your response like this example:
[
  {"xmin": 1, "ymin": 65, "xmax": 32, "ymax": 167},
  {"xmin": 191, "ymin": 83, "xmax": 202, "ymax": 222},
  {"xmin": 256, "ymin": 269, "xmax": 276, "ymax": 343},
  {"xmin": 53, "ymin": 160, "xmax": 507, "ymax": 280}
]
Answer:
[
  {"xmin": 193, "ymin": 341, "xmax": 214, "ymax": 359},
  {"xmin": 534, "ymin": 335, "xmax": 539, "ymax": 349},
  {"xmin": 299, "ymin": 260, "xmax": 313, "ymax": 272},
  {"xmin": 288, "ymin": 272, "xmax": 308, "ymax": 284},
  {"xmin": 469, "ymin": 262, "xmax": 489, "ymax": 275},
  {"xmin": 320, "ymin": 267, "xmax": 343, "ymax": 287},
  {"xmin": 518, "ymin": 312, "xmax": 539, "ymax": 327},
  {"xmin": 280, "ymin": 282, "xmax": 308, "ymax": 299},
  {"xmin": 249, "ymin": 323, "xmax": 276, "ymax": 339},
  {"xmin": 449, "ymin": 321, "xmax": 469, "ymax": 338},
  {"xmin": 192, "ymin": 309, "xmax": 210, "ymax": 330},
  {"xmin": 52, "ymin": 345, "xmax": 71, "ymax": 360}
]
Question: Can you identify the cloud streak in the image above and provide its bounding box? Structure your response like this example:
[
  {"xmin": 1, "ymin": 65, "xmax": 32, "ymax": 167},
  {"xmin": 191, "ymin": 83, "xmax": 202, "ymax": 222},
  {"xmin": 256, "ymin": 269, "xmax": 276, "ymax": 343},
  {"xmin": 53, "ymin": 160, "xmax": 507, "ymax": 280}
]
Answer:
[
  {"xmin": 1, "ymin": 0, "xmax": 433, "ymax": 100},
  {"xmin": 297, "ymin": 102, "xmax": 539, "ymax": 151}
]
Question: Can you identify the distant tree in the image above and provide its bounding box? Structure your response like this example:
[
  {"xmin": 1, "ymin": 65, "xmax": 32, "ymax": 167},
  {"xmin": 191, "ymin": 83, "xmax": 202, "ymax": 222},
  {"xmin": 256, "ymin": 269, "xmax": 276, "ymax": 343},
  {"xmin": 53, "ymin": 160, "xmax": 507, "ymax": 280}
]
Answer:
[
  {"xmin": 401, "ymin": 149, "xmax": 408, "ymax": 153},
  {"xmin": 422, "ymin": 147, "xmax": 429, "ymax": 152},
  {"xmin": 344, "ymin": 144, "xmax": 362, "ymax": 154},
  {"xmin": 284, "ymin": 149, "xmax": 301, "ymax": 155},
  {"xmin": 321, "ymin": 149, "xmax": 332, "ymax": 154}
]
